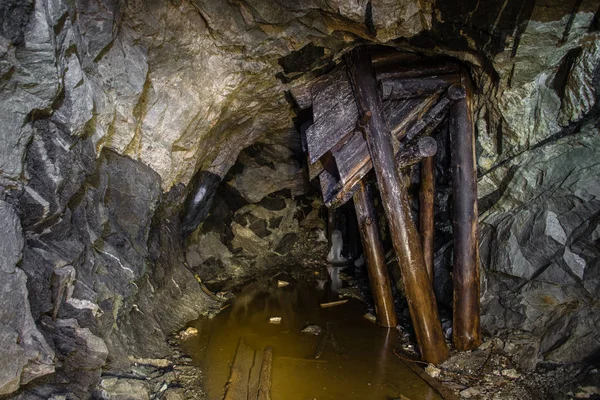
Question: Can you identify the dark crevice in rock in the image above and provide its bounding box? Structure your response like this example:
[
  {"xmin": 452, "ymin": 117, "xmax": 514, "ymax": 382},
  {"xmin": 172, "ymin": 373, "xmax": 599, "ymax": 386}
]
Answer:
[
  {"xmin": 365, "ymin": 1, "xmax": 376, "ymax": 36},
  {"xmin": 552, "ymin": 47, "xmax": 583, "ymax": 103},
  {"xmin": 277, "ymin": 43, "xmax": 326, "ymax": 75},
  {"xmin": 560, "ymin": 0, "xmax": 584, "ymax": 44},
  {"xmin": 590, "ymin": 3, "xmax": 600, "ymax": 32},
  {"xmin": 180, "ymin": 171, "xmax": 223, "ymax": 238}
]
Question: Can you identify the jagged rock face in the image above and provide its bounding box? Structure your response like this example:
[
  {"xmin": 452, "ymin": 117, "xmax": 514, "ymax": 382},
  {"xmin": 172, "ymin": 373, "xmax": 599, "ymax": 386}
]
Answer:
[{"xmin": 0, "ymin": 0, "xmax": 599, "ymax": 397}]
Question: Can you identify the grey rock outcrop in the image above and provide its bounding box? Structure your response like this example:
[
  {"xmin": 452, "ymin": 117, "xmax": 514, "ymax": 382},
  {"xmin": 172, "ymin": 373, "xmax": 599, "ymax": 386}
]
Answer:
[
  {"xmin": 479, "ymin": 121, "xmax": 600, "ymax": 365},
  {"xmin": 0, "ymin": 201, "xmax": 54, "ymax": 395}
]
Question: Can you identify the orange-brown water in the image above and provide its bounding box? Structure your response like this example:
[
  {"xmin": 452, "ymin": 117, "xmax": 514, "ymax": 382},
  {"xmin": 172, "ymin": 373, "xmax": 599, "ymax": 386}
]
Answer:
[{"xmin": 181, "ymin": 276, "xmax": 441, "ymax": 400}]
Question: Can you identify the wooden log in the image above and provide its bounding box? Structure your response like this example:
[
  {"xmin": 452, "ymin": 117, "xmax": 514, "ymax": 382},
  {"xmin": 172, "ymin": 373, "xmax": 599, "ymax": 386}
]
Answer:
[
  {"xmin": 353, "ymin": 181, "xmax": 398, "ymax": 328},
  {"xmin": 380, "ymin": 74, "xmax": 460, "ymax": 100},
  {"xmin": 320, "ymin": 299, "xmax": 348, "ymax": 308},
  {"xmin": 395, "ymin": 137, "xmax": 437, "ymax": 169},
  {"xmin": 388, "ymin": 94, "xmax": 440, "ymax": 139},
  {"xmin": 399, "ymin": 83, "xmax": 465, "ymax": 144},
  {"xmin": 420, "ymin": 156, "xmax": 435, "ymax": 283},
  {"xmin": 375, "ymin": 60, "xmax": 460, "ymax": 81},
  {"xmin": 224, "ymin": 338, "xmax": 255, "ymax": 400},
  {"xmin": 346, "ymin": 47, "xmax": 448, "ymax": 365},
  {"xmin": 257, "ymin": 347, "xmax": 273, "ymax": 400},
  {"xmin": 370, "ymin": 49, "xmax": 425, "ymax": 68},
  {"xmin": 449, "ymin": 76, "xmax": 482, "ymax": 351}
]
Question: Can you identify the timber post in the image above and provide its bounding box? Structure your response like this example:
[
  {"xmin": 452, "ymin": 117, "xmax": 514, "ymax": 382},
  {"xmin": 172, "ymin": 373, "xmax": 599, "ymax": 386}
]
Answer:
[
  {"xmin": 420, "ymin": 155, "xmax": 435, "ymax": 283},
  {"xmin": 449, "ymin": 74, "xmax": 482, "ymax": 351},
  {"xmin": 346, "ymin": 47, "xmax": 448, "ymax": 364},
  {"xmin": 353, "ymin": 181, "xmax": 398, "ymax": 328}
]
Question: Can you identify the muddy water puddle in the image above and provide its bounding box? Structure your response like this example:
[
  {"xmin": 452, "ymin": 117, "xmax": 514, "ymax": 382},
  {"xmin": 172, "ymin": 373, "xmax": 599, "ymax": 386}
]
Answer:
[{"xmin": 181, "ymin": 276, "xmax": 441, "ymax": 400}]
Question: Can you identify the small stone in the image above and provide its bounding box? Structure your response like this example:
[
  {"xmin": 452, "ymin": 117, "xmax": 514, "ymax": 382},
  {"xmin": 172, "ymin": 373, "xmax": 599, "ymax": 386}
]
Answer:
[
  {"xmin": 501, "ymin": 369, "xmax": 520, "ymax": 379},
  {"xmin": 269, "ymin": 317, "xmax": 282, "ymax": 324},
  {"xmin": 301, "ymin": 325, "xmax": 323, "ymax": 335},
  {"xmin": 277, "ymin": 280, "xmax": 289, "ymax": 288},
  {"xmin": 460, "ymin": 387, "xmax": 480, "ymax": 398},
  {"xmin": 425, "ymin": 364, "xmax": 441, "ymax": 379},
  {"xmin": 178, "ymin": 327, "xmax": 198, "ymax": 340}
]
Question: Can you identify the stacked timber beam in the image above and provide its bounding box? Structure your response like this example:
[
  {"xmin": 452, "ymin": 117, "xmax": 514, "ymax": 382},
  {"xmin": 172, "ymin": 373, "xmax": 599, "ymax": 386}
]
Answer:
[{"xmin": 298, "ymin": 47, "xmax": 481, "ymax": 363}]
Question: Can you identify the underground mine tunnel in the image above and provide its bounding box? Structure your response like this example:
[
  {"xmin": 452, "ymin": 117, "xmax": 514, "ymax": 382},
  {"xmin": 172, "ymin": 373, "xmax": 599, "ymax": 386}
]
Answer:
[{"xmin": 1, "ymin": 0, "xmax": 600, "ymax": 399}]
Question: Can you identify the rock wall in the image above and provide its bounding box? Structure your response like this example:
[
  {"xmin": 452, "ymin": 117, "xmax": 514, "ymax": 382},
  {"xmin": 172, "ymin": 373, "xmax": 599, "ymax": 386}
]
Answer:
[{"xmin": 0, "ymin": 0, "xmax": 599, "ymax": 397}]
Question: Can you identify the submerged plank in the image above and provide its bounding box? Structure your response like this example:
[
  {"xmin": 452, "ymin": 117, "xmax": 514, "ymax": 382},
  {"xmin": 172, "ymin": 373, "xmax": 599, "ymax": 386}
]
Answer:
[{"xmin": 224, "ymin": 338, "xmax": 255, "ymax": 400}]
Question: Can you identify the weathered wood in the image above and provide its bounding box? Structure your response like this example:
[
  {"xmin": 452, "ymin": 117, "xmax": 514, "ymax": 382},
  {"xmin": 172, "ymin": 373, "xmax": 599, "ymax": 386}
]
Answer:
[
  {"xmin": 375, "ymin": 60, "xmax": 460, "ymax": 81},
  {"xmin": 305, "ymin": 64, "xmax": 359, "ymax": 164},
  {"xmin": 257, "ymin": 347, "xmax": 273, "ymax": 400},
  {"xmin": 320, "ymin": 299, "xmax": 348, "ymax": 308},
  {"xmin": 311, "ymin": 65, "xmax": 355, "ymax": 120},
  {"xmin": 380, "ymin": 74, "xmax": 460, "ymax": 100},
  {"xmin": 370, "ymin": 49, "xmax": 425, "ymax": 68},
  {"xmin": 346, "ymin": 47, "xmax": 448, "ymax": 365},
  {"xmin": 399, "ymin": 83, "xmax": 466, "ymax": 145},
  {"xmin": 386, "ymin": 94, "xmax": 440, "ymax": 139},
  {"xmin": 420, "ymin": 156, "xmax": 435, "ymax": 283},
  {"xmin": 224, "ymin": 338, "xmax": 255, "ymax": 400},
  {"xmin": 248, "ymin": 348, "xmax": 265, "ymax": 398},
  {"xmin": 306, "ymin": 102, "xmax": 357, "ymax": 164},
  {"xmin": 449, "ymin": 77, "xmax": 481, "ymax": 351},
  {"xmin": 353, "ymin": 181, "xmax": 398, "ymax": 328},
  {"xmin": 395, "ymin": 136, "xmax": 437, "ymax": 169}
]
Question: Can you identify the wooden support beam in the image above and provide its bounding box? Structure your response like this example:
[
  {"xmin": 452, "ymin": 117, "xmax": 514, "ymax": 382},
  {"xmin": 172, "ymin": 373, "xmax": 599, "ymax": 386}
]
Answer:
[
  {"xmin": 420, "ymin": 156, "xmax": 435, "ymax": 283},
  {"xmin": 386, "ymin": 94, "xmax": 440, "ymax": 139},
  {"xmin": 370, "ymin": 49, "xmax": 425, "ymax": 68},
  {"xmin": 449, "ymin": 76, "xmax": 481, "ymax": 351},
  {"xmin": 353, "ymin": 181, "xmax": 398, "ymax": 328},
  {"xmin": 395, "ymin": 136, "xmax": 437, "ymax": 170},
  {"xmin": 375, "ymin": 61, "xmax": 460, "ymax": 81},
  {"xmin": 346, "ymin": 47, "xmax": 448, "ymax": 365},
  {"xmin": 400, "ymin": 84, "xmax": 465, "ymax": 143},
  {"xmin": 380, "ymin": 74, "xmax": 460, "ymax": 100}
]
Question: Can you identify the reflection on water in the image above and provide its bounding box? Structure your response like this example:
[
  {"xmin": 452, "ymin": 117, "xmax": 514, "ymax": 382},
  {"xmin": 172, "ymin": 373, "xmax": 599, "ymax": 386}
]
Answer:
[{"xmin": 181, "ymin": 276, "xmax": 441, "ymax": 400}]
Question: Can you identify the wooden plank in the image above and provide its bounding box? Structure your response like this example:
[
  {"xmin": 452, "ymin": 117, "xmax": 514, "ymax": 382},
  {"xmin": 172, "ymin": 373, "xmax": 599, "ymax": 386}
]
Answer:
[
  {"xmin": 305, "ymin": 63, "xmax": 359, "ymax": 164},
  {"xmin": 346, "ymin": 47, "xmax": 448, "ymax": 365},
  {"xmin": 248, "ymin": 349, "xmax": 264, "ymax": 399},
  {"xmin": 401, "ymin": 83, "xmax": 465, "ymax": 143},
  {"xmin": 306, "ymin": 101, "xmax": 357, "ymax": 164},
  {"xmin": 353, "ymin": 181, "xmax": 397, "ymax": 328},
  {"xmin": 450, "ymin": 76, "xmax": 482, "ymax": 351},
  {"xmin": 387, "ymin": 94, "xmax": 440, "ymax": 139},
  {"xmin": 223, "ymin": 338, "xmax": 255, "ymax": 400},
  {"xmin": 375, "ymin": 60, "xmax": 460, "ymax": 81},
  {"xmin": 257, "ymin": 347, "xmax": 273, "ymax": 400},
  {"xmin": 420, "ymin": 156, "xmax": 435, "ymax": 283},
  {"xmin": 311, "ymin": 65, "xmax": 356, "ymax": 120},
  {"xmin": 332, "ymin": 131, "xmax": 370, "ymax": 185},
  {"xmin": 380, "ymin": 74, "xmax": 460, "ymax": 100},
  {"xmin": 318, "ymin": 167, "xmax": 338, "ymax": 204},
  {"xmin": 323, "ymin": 159, "xmax": 371, "ymax": 209}
]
